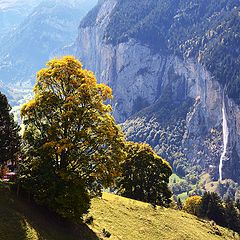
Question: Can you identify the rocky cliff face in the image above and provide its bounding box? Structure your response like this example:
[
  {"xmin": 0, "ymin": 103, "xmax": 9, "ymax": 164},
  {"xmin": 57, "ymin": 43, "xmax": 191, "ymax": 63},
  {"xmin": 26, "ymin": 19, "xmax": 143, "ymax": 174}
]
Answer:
[
  {"xmin": 75, "ymin": 0, "xmax": 240, "ymax": 184},
  {"xmin": 224, "ymin": 97, "xmax": 240, "ymax": 182}
]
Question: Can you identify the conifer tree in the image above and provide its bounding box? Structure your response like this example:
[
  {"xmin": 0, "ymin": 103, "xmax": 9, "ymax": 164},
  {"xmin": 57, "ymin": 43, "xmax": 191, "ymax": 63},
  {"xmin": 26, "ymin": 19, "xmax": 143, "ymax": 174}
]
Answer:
[
  {"xmin": 236, "ymin": 199, "xmax": 240, "ymax": 211},
  {"xmin": 177, "ymin": 198, "xmax": 183, "ymax": 210},
  {"xmin": 225, "ymin": 198, "xmax": 240, "ymax": 232},
  {"xmin": 0, "ymin": 92, "xmax": 20, "ymax": 171},
  {"xmin": 199, "ymin": 192, "xmax": 226, "ymax": 226}
]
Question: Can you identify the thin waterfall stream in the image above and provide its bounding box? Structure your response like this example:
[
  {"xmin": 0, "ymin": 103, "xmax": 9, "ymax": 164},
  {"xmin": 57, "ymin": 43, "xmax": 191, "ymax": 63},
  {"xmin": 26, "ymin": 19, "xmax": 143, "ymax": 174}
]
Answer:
[{"xmin": 219, "ymin": 95, "xmax": 229, "ymax": 181}]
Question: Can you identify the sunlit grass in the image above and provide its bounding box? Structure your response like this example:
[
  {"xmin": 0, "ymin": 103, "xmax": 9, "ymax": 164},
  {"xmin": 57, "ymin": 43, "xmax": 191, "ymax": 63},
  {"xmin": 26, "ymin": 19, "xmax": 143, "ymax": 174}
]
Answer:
[
  {"xmin": 0, "ymin": 182, "xmax": 238, "ymax": 240},
  {"xmin": 87, "ymin": 192, "xmax": 239, "ymax": 240}
]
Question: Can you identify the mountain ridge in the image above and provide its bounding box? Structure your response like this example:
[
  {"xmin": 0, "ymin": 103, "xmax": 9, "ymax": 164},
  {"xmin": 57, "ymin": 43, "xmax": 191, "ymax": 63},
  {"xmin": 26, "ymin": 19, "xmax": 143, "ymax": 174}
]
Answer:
[
  {"xmin": 74, "ymin": 0, "xmax": 240, "ymax": 198},
  {"xmin": 0, "ymin": 0, "xmax": 97, "ymax": 106}
]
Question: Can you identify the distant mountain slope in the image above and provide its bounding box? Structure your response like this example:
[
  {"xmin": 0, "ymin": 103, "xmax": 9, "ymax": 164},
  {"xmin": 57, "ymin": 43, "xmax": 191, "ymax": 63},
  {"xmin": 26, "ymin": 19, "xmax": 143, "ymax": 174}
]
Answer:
[
  {"xmin": 0, "ymin": 0, "xmax": 97, "ymax": 105},
  {"xmin": 75, "ymin": 0, "xmax": 240, "ymax": 195},
  {"xmin": 87, "ymin": 0, "xmax": 240, "ymax": 104},
  {"xmin": 0, "ymin": 0, "xmax": 97, "ymax": 85},
  {"xmin": 0, "ymin": 0, "xmax": 39, "ymax": 40}
]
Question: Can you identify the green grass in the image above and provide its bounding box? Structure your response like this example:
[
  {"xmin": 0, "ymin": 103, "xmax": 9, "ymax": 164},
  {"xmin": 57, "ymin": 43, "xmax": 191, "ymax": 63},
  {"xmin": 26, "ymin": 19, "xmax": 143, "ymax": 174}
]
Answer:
[
  {"xmin": 169, "ymin": 173, "xmax": 184, "ymax": 184},
  {"xmin": 177, "ymin": 191, "xmax": 189, "ymax": 202},
  {"xmin": 0, "ymin": 183, "xmax": 98, "ymax": 240},
  {"xmin": 169, "ymin": 173, "xmax": 195, "ymax": 201},
  {"xmin": 0, "ymin": 182, "xmax": 239, "ymax": 240},
  {"xmin": 87, "ymin": 193, "xmax": 239, "ymax": 240}
]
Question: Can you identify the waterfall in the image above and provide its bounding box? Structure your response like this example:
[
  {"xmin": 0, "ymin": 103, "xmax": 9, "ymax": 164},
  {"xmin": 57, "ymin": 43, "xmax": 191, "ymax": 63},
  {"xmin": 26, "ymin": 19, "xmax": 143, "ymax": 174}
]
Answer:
[{"xmin": 219, "ymin": 96, "xmax": 229, "ymax": 181}]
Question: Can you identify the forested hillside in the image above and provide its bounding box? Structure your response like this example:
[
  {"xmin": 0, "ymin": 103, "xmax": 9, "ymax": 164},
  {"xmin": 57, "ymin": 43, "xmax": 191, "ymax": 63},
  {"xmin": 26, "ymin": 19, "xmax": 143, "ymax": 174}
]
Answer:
[
  {"xmin": 76, "ymin": 0, "xmax": 240, "ymax": 199},
  {"xmin": 80, "ymin": 0, "xmax": 240, "ymax": 103},
  {"xmin": 84, "ymin": 0, "xmax": 239, "ymax": 103}
]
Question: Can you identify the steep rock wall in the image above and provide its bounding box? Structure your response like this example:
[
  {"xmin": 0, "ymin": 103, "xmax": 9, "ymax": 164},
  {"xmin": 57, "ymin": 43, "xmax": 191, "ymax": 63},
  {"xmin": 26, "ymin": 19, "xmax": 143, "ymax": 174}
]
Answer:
[{"xmin": 75, "ymin": 0, "xmax": 240, "ymax": 182}]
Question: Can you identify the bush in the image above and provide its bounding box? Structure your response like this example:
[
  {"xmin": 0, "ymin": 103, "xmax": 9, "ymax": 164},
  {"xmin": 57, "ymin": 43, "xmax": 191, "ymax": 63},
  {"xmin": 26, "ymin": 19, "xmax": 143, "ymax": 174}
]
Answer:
[{"xmin": 183, "ymin": 196, "xmax": 202, "ymax": 216}]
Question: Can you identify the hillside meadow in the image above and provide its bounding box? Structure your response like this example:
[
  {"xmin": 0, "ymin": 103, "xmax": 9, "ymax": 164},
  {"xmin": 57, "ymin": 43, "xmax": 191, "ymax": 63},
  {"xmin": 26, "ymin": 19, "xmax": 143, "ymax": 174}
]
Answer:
[{"xmin": 0, "ymin": 182, "xmax": 238, "ymax": 240}]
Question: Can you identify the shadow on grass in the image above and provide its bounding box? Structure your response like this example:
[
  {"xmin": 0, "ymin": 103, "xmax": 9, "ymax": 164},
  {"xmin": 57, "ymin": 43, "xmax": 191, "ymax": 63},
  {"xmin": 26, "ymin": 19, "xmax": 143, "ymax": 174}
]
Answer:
[
  {"xmin": 15, "ymin": 194, "xmax": 100, "ymax": 240},
  {"xmin": 0, "ymin": 188, "xmax": 29, "ymax": 240},
  {"xmin": 0, "ymin": 186, "xmax": 99, "ymax": 240}
]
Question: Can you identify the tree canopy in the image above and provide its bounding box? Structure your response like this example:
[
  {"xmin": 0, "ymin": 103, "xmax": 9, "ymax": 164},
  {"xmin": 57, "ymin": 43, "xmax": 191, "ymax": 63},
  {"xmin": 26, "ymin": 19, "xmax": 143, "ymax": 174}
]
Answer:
[
  {"xmin": 183, "ymin": 195, "xmax": 202, "ymax": 216},
  {"xmin": 20, "ymin": 56, "xmax": 126, "ymax": 222},
  {"xmin": 199, "ymin": 192, "xmax": 226, "ymax": 226},
  {"xmin": 225, "ymin": 197, "xmax": 240, "ymax": 232},
  {"xmin": 117, "ymin": 142, "xmax": 172, "ymax": 206}
]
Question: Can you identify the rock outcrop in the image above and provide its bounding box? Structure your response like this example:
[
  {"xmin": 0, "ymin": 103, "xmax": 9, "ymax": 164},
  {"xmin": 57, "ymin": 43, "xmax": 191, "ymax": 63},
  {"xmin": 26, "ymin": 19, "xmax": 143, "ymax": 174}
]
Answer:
[{"xmin": 75, "ymin": 0, "xmax": 240, "ymax": 183}]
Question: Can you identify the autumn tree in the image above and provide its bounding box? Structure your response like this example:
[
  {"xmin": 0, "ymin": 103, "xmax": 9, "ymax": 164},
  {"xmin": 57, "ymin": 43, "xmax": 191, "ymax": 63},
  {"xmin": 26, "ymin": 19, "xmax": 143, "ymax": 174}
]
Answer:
[
  {"xmin": 20, "ymin": 56, "xmax": 126, "ymax": 222},
  {"xmin": 117, "ymin": 142, "xmax": 172, "ymax": 206},
  {"xmin": 0, "ymin": 92, "xmax": 20, "ymax": 174},
  {"xmin": 183, "ymin": 196, "xmax": 202, "ymax": 216}
]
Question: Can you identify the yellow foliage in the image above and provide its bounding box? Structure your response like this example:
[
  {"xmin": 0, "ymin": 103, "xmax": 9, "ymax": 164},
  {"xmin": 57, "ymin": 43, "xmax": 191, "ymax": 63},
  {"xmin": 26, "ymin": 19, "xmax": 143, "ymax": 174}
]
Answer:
[
  {"xmin": 43, "ymin": 141, "xmax": 57, "ymax": 149},
  {"xmin": 183, "ymin": 195, "xmax": 202, "ymax": 216},
  {"xmin": 21, "ymin": 55, "xmax": 126, "ymax": 190},
  {"xmin": 21, "ymin": 99, "xmax": 37, "ymax": 116}
]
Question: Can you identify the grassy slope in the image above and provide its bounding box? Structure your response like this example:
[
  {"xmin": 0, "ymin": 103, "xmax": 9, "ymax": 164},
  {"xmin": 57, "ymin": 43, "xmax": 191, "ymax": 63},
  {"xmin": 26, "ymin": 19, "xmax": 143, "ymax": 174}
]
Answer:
[
  {"xmin": 0, "ymin": 183, "xmax": 98, "ymax": 240},
  {"xmin": 88, "ymin": 193, "xmax": 239, "ymax": 240},
  {"xmin": 0, "ymin": 183, "xmax": 238, "ymax": 240}
]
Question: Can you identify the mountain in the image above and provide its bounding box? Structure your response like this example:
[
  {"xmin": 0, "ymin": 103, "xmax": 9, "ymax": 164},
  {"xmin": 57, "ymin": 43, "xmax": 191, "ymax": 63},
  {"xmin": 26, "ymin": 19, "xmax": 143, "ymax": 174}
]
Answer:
[
  {"xmin": 0, "ymin": 0, "xmax": 97, "ymax": 105},
  {"xmin": 75, "ymin": 0, "xmax": 240, "ymax": 198},
  {"xmin": 0, "ymin": 0, "xmax": 39, "ymax": 39}
]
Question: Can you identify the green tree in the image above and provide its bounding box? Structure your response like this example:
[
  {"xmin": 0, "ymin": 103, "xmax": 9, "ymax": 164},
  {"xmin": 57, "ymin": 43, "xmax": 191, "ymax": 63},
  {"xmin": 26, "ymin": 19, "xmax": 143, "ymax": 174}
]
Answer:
[
  {"xmin": 236, "ymin": 199, "xmax": 240, "ymax": 211},
  {"xmin": 177, "ymin": 197, "xmax": 183, "ymax": 210},
  {"xmin": 117, "ymin": 142, "xmax": 172, "ymax": 206},
  {"xmin": 199, "ymin": 192, "xmax": 226, "ymax": 226},
  {"xmin": 0, "ymin": 92, "xmax": 20, "ymax": 173},
  {"xmin": 20, "ymin": 56, "xmax": 126, "ymax": 222},
  {"xmin": 224, "ymin": 198, "xmax": 240, "ymax": 233}
]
